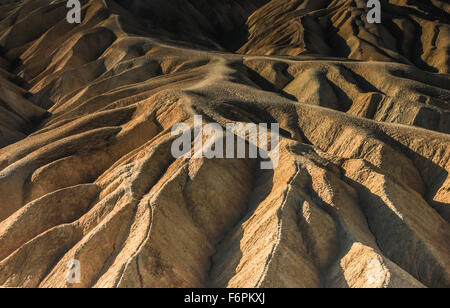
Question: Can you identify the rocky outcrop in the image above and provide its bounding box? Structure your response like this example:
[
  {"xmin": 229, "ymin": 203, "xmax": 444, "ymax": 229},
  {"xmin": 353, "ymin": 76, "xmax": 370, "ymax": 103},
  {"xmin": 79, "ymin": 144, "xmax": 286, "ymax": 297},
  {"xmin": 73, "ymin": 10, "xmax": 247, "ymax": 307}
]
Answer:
[{"xmin": 0, "ymin": 0, "xmax": 448, "ymax": 288}]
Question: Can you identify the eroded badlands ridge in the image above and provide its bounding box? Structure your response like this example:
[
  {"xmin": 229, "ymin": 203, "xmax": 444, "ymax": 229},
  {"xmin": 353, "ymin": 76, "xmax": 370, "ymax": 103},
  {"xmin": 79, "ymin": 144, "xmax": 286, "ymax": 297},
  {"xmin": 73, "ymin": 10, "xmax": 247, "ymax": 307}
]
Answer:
[{"xmin": 0, "ymin": 0, "xmax": 449, "ymax": 288}]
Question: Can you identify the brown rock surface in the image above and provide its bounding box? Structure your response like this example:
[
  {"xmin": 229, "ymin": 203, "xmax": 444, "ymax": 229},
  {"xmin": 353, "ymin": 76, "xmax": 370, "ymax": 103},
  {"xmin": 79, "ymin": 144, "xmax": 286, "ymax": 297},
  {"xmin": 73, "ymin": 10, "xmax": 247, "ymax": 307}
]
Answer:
[{"xmin": 0, "ymin": 0, "xmax": 449, "ymax": 288}]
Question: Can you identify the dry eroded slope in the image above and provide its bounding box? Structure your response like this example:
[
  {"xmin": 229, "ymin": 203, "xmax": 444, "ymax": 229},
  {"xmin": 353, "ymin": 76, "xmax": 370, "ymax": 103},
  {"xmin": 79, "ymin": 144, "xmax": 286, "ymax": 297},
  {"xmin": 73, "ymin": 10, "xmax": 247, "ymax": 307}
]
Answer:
[{"xmin": 0, "ymin": 0, "xmax": 449, "ymax": 288}]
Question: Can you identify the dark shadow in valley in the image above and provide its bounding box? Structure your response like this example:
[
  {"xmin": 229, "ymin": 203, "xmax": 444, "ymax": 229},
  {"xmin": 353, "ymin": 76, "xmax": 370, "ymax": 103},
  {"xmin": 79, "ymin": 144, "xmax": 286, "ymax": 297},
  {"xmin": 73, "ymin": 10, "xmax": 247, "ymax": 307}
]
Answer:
[
  {"xmin": 114, "ymin": 0, "xmax": 270, "ymax": 53},
  {"xmin": 206, "ymin": 165, "xmax": 274, "ymax": 288},
  {"xmin": 244, "ymin": 66, "xmax": 298, "ymax": 102}
]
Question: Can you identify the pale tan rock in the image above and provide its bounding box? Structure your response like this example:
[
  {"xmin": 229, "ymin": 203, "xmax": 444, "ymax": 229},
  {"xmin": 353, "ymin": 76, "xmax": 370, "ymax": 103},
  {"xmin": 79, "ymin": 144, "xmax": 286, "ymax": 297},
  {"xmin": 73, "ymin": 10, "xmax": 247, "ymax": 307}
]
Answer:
[{"xmin": 0, "ymin": 0, "xmax": 448, "ymax": 288}]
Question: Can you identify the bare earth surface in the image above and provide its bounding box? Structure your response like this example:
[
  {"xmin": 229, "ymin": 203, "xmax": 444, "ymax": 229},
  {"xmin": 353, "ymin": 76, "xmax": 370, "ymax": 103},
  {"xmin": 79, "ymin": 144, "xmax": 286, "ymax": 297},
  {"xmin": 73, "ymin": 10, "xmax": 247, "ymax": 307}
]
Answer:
[{"xmin": 0, "ymin": 0, "xmax": 449, "ymax": 288}]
